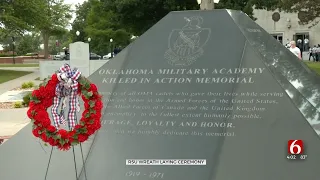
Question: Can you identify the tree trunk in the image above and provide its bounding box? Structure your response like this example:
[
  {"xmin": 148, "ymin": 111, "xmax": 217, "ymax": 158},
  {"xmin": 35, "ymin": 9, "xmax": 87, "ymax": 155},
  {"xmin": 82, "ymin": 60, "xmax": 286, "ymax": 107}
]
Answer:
[{"xmin": 43, "ymin": 32, "xmax": 50, "ymax": 59}]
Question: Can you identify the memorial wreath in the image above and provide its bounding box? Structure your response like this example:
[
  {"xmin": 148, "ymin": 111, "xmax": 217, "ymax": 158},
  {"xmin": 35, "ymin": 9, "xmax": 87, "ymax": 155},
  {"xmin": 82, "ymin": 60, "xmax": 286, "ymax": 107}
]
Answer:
[{"xmin": 27, "ymin": 64, "xmax": 103, "ymax": 151}]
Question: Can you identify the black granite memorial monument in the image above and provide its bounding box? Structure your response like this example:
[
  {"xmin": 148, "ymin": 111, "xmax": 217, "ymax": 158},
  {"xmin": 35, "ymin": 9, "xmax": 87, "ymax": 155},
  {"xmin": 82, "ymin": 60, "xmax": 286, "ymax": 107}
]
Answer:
[{"xmin": 1, "ymin": 9, "xmax": 320, "ymax": 180}]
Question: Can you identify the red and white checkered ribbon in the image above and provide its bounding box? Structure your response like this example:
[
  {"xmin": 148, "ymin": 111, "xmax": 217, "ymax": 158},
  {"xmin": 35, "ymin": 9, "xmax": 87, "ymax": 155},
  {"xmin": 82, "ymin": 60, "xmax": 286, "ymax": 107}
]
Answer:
[{"xmin": 51, "ymin": 64, "xmax": 81, "ymax": 130}]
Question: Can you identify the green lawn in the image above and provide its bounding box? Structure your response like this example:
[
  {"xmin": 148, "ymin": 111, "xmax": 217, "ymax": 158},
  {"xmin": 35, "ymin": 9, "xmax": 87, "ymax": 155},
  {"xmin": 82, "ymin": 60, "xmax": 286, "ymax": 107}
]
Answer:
[
  {"xmin": 304, "ymin": 62, "xmax": 320, "ymax": 75},
  {"xmin": 0, "ymin": 70, "xmax": 32, "ymax": 84},
  {"xmin": 0, "ymin": 64, "xmax": 39, "ymax": 67}
]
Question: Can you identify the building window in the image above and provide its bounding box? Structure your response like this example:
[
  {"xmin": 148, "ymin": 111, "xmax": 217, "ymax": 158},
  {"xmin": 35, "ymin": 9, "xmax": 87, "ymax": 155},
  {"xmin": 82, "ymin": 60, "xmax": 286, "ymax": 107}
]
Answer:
[{"xmin": 271, "ymin": 33, "xmax": 283, "ymax": 44}]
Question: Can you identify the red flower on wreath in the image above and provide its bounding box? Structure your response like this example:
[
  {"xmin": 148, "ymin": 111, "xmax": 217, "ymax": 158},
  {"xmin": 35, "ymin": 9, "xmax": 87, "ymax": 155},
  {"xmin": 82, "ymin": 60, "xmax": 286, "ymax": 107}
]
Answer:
[{"xmin": 27, "ymin": 73, "xmax": 103, "ymax": 151}]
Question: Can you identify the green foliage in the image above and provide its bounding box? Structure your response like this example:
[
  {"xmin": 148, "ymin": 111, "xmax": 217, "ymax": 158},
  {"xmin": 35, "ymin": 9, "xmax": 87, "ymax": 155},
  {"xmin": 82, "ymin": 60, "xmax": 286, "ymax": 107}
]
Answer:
[
  {"xmin": 0, "ymin": 54, "xmax": 16, "ymax": 57},
  {"xmin": 48, "ymin": 33, "xmax": 71, "ymax": 55},
  {"xmin": 99, "ymin": 0, "xmax": 199, "ymax": 36},
  {"xmin": 27, "ymin": 81, "xmax": 35, "ymax": 88},
  {"xmin": 21, "ymin": 81, "xmax": 35, "ymax": 89},
  {"xmin": 70, "ymin": 0, "xmax": 131, "ymax": 55},
  {"xmin": 252, "ymin": 0, "xmax": 320, "ymax": 26},
  {"xmin": 70, "ymin": 0, "xmax": 93, "ymax": 42},
  {"xmin": 16, "ymin": 34, "xmax": 41, "ymax": 55},
  {"xmin": 14, "ymin": 101, "xmax": 23, "ymax": 108},
  {"xmin": 21, "ymin": 82, "xmax": 29, "ymax": 89},
  {"xmin": 22, "ymin": 92, "xmax": 32, "ymax": 106},
  {"xmin": 0, "ymin": 0, "xmax": 45, "ymax": 33},
  {"xmin": 71, "ymin": 0, "xmax": 257, "ymax": 56},
  {"xmin": 21, "ymin": 81, "xmax": 34, "ymax": 89},
  {"xmin": 37, "ymin": 0, "xmax": 72, "ymax": 58},
  {"xmin": 1, "ymin": 0, "xmax": 71, "ymax": 58}
]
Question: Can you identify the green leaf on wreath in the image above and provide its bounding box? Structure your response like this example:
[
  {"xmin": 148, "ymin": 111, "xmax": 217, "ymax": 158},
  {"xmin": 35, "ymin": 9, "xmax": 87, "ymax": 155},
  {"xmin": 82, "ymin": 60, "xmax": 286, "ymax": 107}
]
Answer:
[
  {"xmin": 44, "ymin": 143, "xmax": 48, "ymax": 146},
  {"xmin": 80, "ymin": 121, "xmax": 85, "ymax": 126},
  {"xmin": 42, "ymin": 81, "xmax": 48, "ymax": 86},
  {"xmin": 38, "ymin": 130, "xmax": 42, "ymax": 134},
  {"xmin": 78, "ymin": 128, "xmax": 88, "ymax": 133},
  {"xmin": 53, "ymin": 136, "xmax": 59, "ymax": 140},
  {"xmin": 78, "ymin": 128, "xmax": 84, "ymax": 133},
  {"xmin": 89, "ymin": 120, "xmax": 94, "ymax": 124},
  {"xmin": 56, "ymin": 134, "xmax": 61, "ymax": 139},
  {"xmin": 89, "ymin": 101, "xmax": 95, "ymax": 107},
  {"xmin": 85, "ymin": 113, "xmax": 90, "ymax": 118},
  {"xmin": 71, "ymin": 141, "xmax": 79, "ymax": 146},
  {"xmin": 84, "ymin": 83, "xmax": 90, "ymax": 89},
  {"xmin": 60, "ymin": 139, "xmax": 65, "ymax": 145},
  {"xmin": 30, "ymin": 96, "xmax": 40, "ymax": 103},
  {"xmin": 79, "ymin": 78, "xmax": 86, "ymax": 85},
  {"xmin": 73, "ymin": 134, "xmax": 78, "ymax": 139},
  {"xmin": 31, "ymin": 110, "xmax": 36, "ymax": 116},
  {"xmin": 87, "ymin": 91, "xmax": 93, "ymax": 97},
  {"xmin": 89, "ymin": 109, "xmax": 96, "ymax": 114}
]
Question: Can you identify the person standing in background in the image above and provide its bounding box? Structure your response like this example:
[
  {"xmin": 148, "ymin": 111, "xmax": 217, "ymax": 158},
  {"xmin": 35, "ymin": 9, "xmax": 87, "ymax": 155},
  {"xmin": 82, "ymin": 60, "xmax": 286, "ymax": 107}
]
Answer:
[
  {"xmin": 297, "ymin": 39, "xmax": 303, "ymax": 55},
  {"xmin": 304, "ymin": 38, "xmax": 309, "ymax": 51},
  {"xmin": 316, "ymin": 45, "xmax": 320, "ymax": 62},
  {"xmin": 309, "ymin": 47, "xmax": 313, "ymax": 61},
  {"xmin": 312, "ymin": 45, "xmax": 317, "ymax": 61},
  {"xmin": 289, "ymin": 41, "xmax": 301, "ymax": 59}
]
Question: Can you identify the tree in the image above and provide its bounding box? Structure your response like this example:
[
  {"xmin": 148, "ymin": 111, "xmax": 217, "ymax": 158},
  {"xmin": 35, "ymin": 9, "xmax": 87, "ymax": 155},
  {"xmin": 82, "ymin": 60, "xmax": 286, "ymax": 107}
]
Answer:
[
  {"xmin": 16, "ymin": 34, "xmax": 41, "ymax": 55},
  {"xmin": 100, "ymin": 0, "xmax": 199, "ymax": 35},
  {"xmin": 1, "ymin": 0, "xmax": 71, "ymax": 58},
  {"xmin": 0, "ymin": 0, "xmax": 45, "ymax": 34},
  {"xmin": 33, "ymin": 0, "xmax": 72, "ymax": 59},
  {"xmin": 252, "ymin": 0, "xmax": 320, "ymax": 26},
  {"xmin": 98, "ymin": 0, "xmax": 258, "ymax": 36},
  {"xmin": 70, "ymin": 0, "xmax": 93, "ymax": 42},
  {"xmin": 74, "ymin": 0, "xmax": 131, "ymax": 55}
]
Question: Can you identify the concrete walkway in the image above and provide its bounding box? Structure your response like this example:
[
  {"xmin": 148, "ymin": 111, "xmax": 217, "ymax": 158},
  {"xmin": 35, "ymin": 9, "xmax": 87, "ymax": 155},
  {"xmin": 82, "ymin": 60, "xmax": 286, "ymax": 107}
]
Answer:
[
  {"xmin": 0, "ymin": 67, "xmax": 40, "ymax": 139},
  {"xmin": 0, "ymin": 108, "xmax": 29, "ymax": 137},
  {"xmin": 0, "ymin": 71, "xmax": 40, "ymax": 95}
]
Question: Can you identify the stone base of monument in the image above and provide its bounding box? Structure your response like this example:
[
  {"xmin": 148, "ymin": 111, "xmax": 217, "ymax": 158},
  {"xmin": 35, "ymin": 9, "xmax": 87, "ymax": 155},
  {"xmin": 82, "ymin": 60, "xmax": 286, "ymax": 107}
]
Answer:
[
  {"xmin": 40, "ymin": 41, "xmax": 109, "ymax": 79},
  {"xmin": 39, "ymin": 60, "xmax": 108, "ymax": 80}
]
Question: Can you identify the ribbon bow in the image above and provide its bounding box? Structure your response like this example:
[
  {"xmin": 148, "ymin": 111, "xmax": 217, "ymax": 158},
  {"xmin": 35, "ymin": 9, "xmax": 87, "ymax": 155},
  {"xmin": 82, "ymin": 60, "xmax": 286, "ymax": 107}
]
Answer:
[{"xmin": 51, "ymin": 64, "xmax": 81, "ymax": 130}]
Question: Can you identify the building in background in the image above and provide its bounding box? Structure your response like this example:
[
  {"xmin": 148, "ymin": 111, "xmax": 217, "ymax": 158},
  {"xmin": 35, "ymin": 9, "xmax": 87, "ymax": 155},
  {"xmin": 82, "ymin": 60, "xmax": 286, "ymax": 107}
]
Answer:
[{"xmin": 254, "ymin": 9, "xmax": 319, "ymax": 51}]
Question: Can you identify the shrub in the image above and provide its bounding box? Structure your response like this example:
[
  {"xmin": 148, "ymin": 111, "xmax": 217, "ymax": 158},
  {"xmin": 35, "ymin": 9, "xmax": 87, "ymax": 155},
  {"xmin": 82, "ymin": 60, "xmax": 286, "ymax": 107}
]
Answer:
[
  {"xmin": 21, "ymin": 82, "xmax": 29, "ymax": 89},
  {"xmin": 21, "ymin": 81, "xmax": 35, "ymax": 89},
  {"xmin": 0, "ymin": 54, "xmax": 16, "ymax": 57},
  {"xmin": 22, "ymin": 92, "xmax": 32, "ymax": 107},
  {"xmin": 14, "ymin": 102, "xmax": 23, "ymax": 108},
  {"xmin": 27, "ymin": 81, "xmax": 35, "ymax": 88}
]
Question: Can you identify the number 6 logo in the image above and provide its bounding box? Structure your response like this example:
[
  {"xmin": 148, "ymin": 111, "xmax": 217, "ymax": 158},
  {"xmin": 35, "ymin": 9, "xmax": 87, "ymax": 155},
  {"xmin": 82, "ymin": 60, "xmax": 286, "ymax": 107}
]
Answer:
[{"xmin": 288, "ymin": 140, "xmax": 304, "ymax": 155}]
